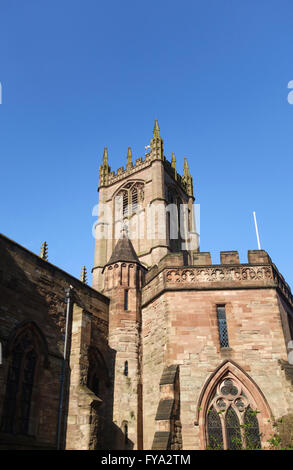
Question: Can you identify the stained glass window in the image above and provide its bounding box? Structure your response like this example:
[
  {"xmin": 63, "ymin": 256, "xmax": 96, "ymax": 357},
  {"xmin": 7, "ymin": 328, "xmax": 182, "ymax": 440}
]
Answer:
[
  {"xmin": 207, "ymin": 407, "xmax": 224, "ymax": 449},
  {"xmin": 244, "ymin": 407, "xmax": 262, "ymax": 449},
  {"xmin": 226, "ymin": 407, "xmax": 242, "ymax": 450},
  {"xmin": 206, "ymin": 376, "xmax": 262, "ymax": 450}
]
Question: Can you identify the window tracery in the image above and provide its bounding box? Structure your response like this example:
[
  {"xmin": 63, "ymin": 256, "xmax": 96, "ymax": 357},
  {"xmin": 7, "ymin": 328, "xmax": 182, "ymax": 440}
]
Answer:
[{"xmin": 206, "ymin": 376, "xmax": 261, "ymax": 450}]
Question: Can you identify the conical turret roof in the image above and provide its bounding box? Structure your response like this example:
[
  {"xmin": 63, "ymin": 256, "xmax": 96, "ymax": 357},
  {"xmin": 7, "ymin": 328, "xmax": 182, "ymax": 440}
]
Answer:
[{"xmin": 105, "ymin": 230, "xmax": 140, "ymax": 266}]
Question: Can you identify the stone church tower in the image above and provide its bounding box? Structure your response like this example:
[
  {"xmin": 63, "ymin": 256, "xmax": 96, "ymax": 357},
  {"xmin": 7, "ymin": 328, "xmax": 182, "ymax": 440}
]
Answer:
[
  {"xmin": 92, "ymin": 120, "xmax": 198, "ymax": 292},
  {"xmin": 92, "ymin": 120, "xmax": 293, "ymax": 450},
  {"xmin": 92, "ymin": 120, "xmax": 199, "ymax": 448},
  {"xmin": 0, "ymin": 120, "xmax": 293, "ymax": 450}
]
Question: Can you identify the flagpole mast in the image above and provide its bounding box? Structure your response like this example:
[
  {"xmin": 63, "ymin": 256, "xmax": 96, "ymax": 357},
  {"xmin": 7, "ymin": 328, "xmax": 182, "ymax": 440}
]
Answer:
[{"xmin": 253, "ymin": 211, "xmax": 261, "ymax": 250}]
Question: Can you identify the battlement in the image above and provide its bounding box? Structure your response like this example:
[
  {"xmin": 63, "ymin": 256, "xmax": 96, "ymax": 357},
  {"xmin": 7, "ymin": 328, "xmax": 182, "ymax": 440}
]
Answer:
[
  {"xmin": 146, "ymin": 250, "xmax": 272, "ymax": 279},
  {"xmin": 143, "ymin": 249, "xmax": 293, "ymax": 308},
  {"xmin": 104, "ymin": 152, "xmax": 153, "ymax": 187},
  {"xmin": 99, "ymin": 151, "xmax": 191, "ymax": 195}
]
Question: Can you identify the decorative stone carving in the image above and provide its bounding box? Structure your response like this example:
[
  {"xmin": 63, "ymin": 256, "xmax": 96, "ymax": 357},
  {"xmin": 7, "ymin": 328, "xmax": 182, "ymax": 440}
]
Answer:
[{"xmin": 165, "ymin": 266, "xmax": 273, "ymax": 284}]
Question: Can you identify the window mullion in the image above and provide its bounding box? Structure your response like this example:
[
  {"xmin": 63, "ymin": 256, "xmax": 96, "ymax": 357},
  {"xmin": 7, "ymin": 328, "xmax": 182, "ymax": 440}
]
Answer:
[{"xmin": 221, "ymin": 413, "xmax": 228, "ymax": 450}]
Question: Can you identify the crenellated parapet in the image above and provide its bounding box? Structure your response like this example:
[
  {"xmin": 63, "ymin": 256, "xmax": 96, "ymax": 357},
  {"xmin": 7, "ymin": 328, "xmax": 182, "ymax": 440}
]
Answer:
[
  {"xmin": 99, "ymin": 152, "xmax": 153, "ymax": 189},
  {"xmin": 142, "ymin": 250, "xmax": 293, "ymax": 308}
]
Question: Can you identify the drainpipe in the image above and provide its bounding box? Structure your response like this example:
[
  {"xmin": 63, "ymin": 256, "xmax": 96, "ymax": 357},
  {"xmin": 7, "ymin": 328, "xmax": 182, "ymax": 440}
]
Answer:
[{"xmin": 57, "ymin": 285, "xmax": 74, "ymax": 450}]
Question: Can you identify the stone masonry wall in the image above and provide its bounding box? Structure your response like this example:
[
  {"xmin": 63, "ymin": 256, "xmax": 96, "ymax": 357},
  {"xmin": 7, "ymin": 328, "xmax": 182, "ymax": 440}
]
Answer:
[
  {"xmin": 141, "ymin": 251, "xmax": 293, "ymax": 450},
  {"xmin": 142, "ymin": 287, "xmax": 292, "ymax": 449},
  {"xmin": 0, "ymin": 234, "xmax": 110, "ymax": 449}
]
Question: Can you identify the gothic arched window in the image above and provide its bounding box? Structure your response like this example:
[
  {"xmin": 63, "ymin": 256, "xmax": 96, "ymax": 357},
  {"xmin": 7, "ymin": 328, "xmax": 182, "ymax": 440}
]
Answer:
[
  {"xmin": 115, "ymin": 182, "xmax": 144, "ymax": 221},
  {"xmin": 206, "ymin": 376, "xmax": 262, "ymax": 450},
  {"xmin": 87, "ymin": 347, "xmax": 110, "ymax": 418},
  {"xmin": 1, "ymin": 327, "xmax": 41, "ymax": 435}
]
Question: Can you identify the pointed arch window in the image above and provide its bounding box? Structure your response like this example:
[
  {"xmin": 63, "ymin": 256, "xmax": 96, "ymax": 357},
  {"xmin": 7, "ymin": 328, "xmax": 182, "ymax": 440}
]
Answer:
[
  {"xmin": 115, "ymin": 182, "xmax": 144, "ymax": 221},
  {"xmin": 206, "ymin": 376, "xmax": 262, "ymax": 450},
  {"xmin": 87, "ymin": 347, "xmax": 110, "ymax": 418},
  {"xmin": 1, "ymin": 328, "xmax": 40, "ymax": 435}
]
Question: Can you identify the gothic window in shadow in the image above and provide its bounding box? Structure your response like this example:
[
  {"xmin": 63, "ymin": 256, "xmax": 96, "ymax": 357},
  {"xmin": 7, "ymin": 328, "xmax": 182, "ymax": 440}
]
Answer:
[
  {"xmin": 1, "ymin": 321, "xmax": 48, "ymax": 437},
  {"xmin": 87, "ymin": 347, "xmax": 110, "ymax": 417}
]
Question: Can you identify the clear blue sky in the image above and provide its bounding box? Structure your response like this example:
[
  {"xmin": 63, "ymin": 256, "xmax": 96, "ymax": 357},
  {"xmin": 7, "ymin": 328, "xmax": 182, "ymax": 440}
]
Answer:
[{"xmin": 0, "ymin": 0, "xmax": 292, "ymax": 287}]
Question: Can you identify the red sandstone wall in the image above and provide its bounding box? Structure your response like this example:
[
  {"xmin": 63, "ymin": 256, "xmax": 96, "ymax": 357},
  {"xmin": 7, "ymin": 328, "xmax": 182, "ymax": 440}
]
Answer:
[{"xmin": 142, "ymin": 287, "xmax": 292, "ymax": 449}]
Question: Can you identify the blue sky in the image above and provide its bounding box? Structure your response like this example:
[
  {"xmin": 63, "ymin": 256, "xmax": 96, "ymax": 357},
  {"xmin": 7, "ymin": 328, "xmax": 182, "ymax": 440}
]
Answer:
[{"xmin": 0, "ymin": 0, "xmax": 292, "ymax": 287}]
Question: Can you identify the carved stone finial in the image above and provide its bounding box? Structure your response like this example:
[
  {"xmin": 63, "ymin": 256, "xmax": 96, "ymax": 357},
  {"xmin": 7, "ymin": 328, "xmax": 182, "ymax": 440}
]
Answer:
[
  {"xmin": 99, "ymin": 146, "xmax": 111, "ymax": 187},
  {"xmin": 40, "ymin": 241, "xmax": 48, "ymax": 261},
  {"xmin": 102, "ymin": 146, "xmax": 108, "ymax": 166},
  {"xmin": 80, "ymin": 266, "xmax": 87, "ymax": 284},
  {"xmin": 126, "ymin": 147, "xmax": 133, "ymax": 169},
  {"xmin": 153, "ymin": 119, "xmax": 160, "ymax": 138},
  {"xmin": 150, "ymin": 119, "xmax": 164, "ymax": 160},
  {"xmin": 171, "ymin": 152, "xmax": 176, "ymax": 168},
  {"xmin": 182, "ymin": 157, "xmax": 193, "ymax": 197},
  {"xmin": 183, "ymin": 157, "xmax": 190, "ymax": 177}
]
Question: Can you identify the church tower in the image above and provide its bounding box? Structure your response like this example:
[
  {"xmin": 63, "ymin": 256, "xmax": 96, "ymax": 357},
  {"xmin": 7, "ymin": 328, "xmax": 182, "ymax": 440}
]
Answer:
[
  {"xmin": 92, "ymin": 120, "xmax": 199, "ymax": 291},
  {"xmin": 92, "ymin": 120, "xmax": 199, "ymax": 448}
]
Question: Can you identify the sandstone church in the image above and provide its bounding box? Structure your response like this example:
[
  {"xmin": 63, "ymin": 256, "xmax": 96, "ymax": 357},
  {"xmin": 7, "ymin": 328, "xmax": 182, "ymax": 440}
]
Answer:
[{"xmin": 0, "ymin": 121, "xmax": 292, "ymax": 450}]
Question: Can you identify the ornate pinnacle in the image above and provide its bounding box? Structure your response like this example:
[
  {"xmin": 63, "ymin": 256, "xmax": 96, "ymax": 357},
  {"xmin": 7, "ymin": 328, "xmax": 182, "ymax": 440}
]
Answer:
[
  {"xmin": 171, "ymin": 152, "xmax": 176, "ymax": 169},
  {"xmin": 153, "ymin": 119, "xmax": 160, "ymax": 138},
  {"xmin": 182, "ymin": 157, "xmax": 193, "ymax": 197},
  {"xmin": 99, "ymin": 146, "xmax": 110, "ymax": 187},
  {"xmin": 126, "ymin": 146, "xmax": 133, "ymax": 169},
  {"xmin": 80, "ymin": 266, "xmax": 87, "ymax": 284},
  {"xmin": 183, "ymin": 157, "xmax": 190, "ymax": 177},
  {"xmin": 102, "ymin": 146, "xmax": 108, "ymax": 166},
  {"xmin": 40, "ymin": 241, "xmax": 48, "ymax": 261},
  {"xmin": 171, "ymin": 152, "xmax": 177, "ymax": 180},
  {"xmin": 150, "ymin": 119, "xmax": 164, "ymax": 160}
]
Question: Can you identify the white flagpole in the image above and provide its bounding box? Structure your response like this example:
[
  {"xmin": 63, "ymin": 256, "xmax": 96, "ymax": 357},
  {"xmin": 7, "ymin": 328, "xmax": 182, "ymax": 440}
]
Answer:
[{"xmin": 253, "ymin": 211, "xmax": 261, "ymax": 250}]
